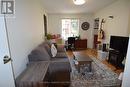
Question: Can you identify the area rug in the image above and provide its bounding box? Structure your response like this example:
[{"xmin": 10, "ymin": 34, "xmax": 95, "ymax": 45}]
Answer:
[{"xmin": 69, "ymin": 55, "xmax": 121, "ymax": 87}]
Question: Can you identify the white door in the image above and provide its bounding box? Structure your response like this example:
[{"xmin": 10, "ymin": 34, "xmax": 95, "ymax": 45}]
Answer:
[
  {"xmin": 122, "ymin": 36, "xmax": 130, "ymax": 87},
  {"xmin": 0, "ymin": 16, "xmax": 15, "ymax": 87}
]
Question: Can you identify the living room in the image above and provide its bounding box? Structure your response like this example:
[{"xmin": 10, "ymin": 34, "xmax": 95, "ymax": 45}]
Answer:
[{"xmin": 0, "ymin": 0, "xmax": 130, "ymax": 87}]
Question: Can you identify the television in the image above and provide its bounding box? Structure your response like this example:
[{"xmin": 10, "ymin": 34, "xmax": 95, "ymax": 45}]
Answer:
[{"xmin": 110, "ymin": 36, "xmax": 129, "ymax": 55}]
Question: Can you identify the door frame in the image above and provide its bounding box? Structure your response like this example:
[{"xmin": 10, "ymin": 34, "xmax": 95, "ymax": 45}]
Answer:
[{"xmin": 0, "ymin": 14, "xmax": 16, "ymax": 87}]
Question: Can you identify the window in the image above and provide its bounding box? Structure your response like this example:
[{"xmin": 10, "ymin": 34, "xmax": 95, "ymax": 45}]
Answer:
[{"xmin": 61, "ymin": 19, "xmax": 79, "ymax": 40}]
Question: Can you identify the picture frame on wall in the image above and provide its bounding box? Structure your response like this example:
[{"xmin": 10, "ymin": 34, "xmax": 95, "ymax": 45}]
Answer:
[
  {"xmin": 94, "ymin": 18, "xmax": 99, "ymax": 29},
  {"xmin": 44, "ymin": 14, "xmax": 47, "ymax": 36}
]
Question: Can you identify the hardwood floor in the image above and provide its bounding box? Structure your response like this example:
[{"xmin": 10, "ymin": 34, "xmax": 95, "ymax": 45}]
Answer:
[{"xmin": 66, "ymin": 48, "xmax": 123, "ymax": 75}]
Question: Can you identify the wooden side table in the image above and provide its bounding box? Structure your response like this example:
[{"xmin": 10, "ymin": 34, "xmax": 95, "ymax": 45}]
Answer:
[{"xmin": 74, "ymin": 39, "xmax": 87, "ymax": 49}]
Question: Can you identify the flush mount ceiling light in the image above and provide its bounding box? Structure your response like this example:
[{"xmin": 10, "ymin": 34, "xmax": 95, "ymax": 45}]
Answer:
[{"xmin": 73, "ymin": 0, "xmax": 86, "ymax": 5}]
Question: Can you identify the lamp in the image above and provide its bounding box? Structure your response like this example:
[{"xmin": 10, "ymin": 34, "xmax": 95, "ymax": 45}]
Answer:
[{"xmin": 73, "ymin": 0, "xmax": 86, "ymax": 5}]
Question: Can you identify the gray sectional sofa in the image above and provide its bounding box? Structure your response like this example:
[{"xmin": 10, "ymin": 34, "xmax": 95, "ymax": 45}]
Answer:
[{"xmin": 28, "ymin": 40, "xmax": 71, "ymax": 87}]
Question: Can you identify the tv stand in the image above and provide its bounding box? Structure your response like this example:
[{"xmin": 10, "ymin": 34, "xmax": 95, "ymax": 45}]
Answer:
[{"xmin": 108, "ymin": 49, "xmax": 124, "ymax": 68}]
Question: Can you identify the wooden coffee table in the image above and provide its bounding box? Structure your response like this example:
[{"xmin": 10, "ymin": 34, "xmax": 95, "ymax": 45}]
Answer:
[{"xmin": 73, "ymin": 52, "xmax": 93, "ymax": 73}]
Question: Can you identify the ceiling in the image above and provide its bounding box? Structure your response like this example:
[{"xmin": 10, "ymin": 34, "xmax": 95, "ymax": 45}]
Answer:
[{"xmin": 41, "ymin": 0, "xmax": 117, "ymax": 14}]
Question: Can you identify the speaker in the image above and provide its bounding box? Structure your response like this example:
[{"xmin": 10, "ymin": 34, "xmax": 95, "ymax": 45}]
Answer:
[{"xmin": 102, "ymin": 44, "xmax": 106, "ymax": 51}]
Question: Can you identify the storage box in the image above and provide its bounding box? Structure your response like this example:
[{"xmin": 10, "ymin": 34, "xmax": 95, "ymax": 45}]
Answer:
[{"xmin": 98, "ymin": 50, "xmax": 108, "ymax": 61}]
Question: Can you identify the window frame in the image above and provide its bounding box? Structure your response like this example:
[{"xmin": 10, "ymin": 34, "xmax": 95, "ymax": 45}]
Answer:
[{"xmin": 61, "ymin": 18, "xmax": 80, "ymax": 40}]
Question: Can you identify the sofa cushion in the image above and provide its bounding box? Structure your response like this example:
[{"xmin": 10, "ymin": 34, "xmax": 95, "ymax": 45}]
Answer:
[
  {"xmin": 57, "ymin": 45, "xmax": 65, "ymax": 52},
  {"xmin": 49, "ymin": 62, "xmax": 71, "ymax": 82},
  {"xmin": 54, "ymin": 52, "xmax": 68, "ymax": 58},
  {"xmin": 44, "ymin": 43, "xmax": 52, "ymax": 57},
  {"xmin": 50, "ymin": 57, "xmax": 69, "ymax": 62},
  {"xmin": 28, "ymin": 46, "xmax": 51, "ymax": 61},
  {"xmin": 48, "ymin": 62, "xmax": 71, "ymax": 84},
  {"xmin": 46, "ymin": 40, "xmax": 53, "ymax": 47},
  {"xmin": 48, "ymin": 61, "xmax": 71, "ymax": 75},
  {"xmin": 39, "ymin": 42, "xmax": 66, "ymax": 58}
]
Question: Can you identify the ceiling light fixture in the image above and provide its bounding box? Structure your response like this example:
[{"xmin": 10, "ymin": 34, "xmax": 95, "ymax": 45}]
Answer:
[{"xmin": 73, "ymin": 0, "xmax": 86, "ymax": 5}]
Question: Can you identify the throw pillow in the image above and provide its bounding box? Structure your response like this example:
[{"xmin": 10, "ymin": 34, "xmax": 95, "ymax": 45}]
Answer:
[
  {"xmin": 51, "ymin": 44, "xmax": 57, "ymax": 57},
  {"xmin": 53, "ymin": 43, "xmax": 57, "ymax": 48}
]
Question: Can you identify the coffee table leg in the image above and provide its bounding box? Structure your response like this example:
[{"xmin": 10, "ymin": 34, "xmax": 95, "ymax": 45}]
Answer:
[
  {"xmin": 73, "ymin": 55, "xmax": 75, "ymax": 59},
  {"xmin": 89, "ymin": 62, "xmax": 92, "ymax": 72},
  {"xmin": 78, "ymin": 65, "xmax": 80, "ymax": 73}
]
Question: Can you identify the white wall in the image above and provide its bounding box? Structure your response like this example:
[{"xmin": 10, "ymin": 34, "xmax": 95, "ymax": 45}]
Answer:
[
  {"xmin": 48, "ymin": 14, "xmax": 94, "ymax": 48},
  {"xmin": 95, "ymin": 0, "xmax": 130, "ymax": 43},
  {"xmin": 128, "ymin": 13, "xmax": 130, "ymax": 34},
  {"xmin": 122, "ymin": 36, "xmax": 130, "ymax": 87},
  {"xmin": 6, "ymin": 0, "xmax": 47, "ymax": 78}
]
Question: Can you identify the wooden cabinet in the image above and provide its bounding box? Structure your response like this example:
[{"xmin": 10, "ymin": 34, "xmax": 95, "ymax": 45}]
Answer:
[{"xmin": 74, "ymin": 39, "xmax": 87, "ymax": 49}]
